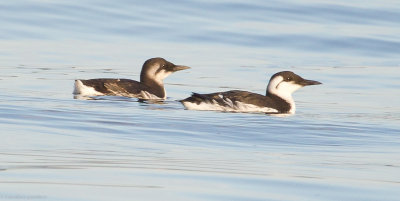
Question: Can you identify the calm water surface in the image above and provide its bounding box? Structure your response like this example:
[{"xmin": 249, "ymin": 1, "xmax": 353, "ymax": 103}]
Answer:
[{"xmin": 1, "ymin": 0, "xmax": 400, "ymax": 201}]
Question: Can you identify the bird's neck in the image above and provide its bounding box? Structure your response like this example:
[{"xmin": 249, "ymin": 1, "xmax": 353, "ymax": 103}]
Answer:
[
  {"xmin": 141, "ymin": 76, "xmax": 166, "ymax": 99},
  {"xmin": 266, "ymin": 90, "xmax": 295, "ymax": 114}
]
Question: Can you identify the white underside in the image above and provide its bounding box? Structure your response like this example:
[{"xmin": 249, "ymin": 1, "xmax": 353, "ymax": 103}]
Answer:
[
  {"xmin": 181, "ymin": 99, "xmax": 279, "ymax": 113},
  {"xmin": 73, "ymin": 80, "xmax": 104, "ymax": 96}
]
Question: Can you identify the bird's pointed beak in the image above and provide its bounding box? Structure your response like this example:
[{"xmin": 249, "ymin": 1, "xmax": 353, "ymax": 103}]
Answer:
[
  {"xmin": 172, "ymin": 65, "xmax": 191, "ymax": 72},
  {"xmin": 301, "ymin": 79, "xmax": 322, "ymax": 86}
]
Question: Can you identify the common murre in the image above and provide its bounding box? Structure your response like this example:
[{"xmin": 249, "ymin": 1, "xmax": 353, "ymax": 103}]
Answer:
[
  {"xmin": 180, "ymin": 71, "xmax": 321, "ymax": 114},
  {"xmin": 73, "ymin": 57, "xmax": 190, "ymax": 100}
]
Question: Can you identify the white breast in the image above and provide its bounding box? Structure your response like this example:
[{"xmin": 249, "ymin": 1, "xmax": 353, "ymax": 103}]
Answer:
[{"xmin": 139, "ymin": 90, "xmax": 165, "ymax": 100}]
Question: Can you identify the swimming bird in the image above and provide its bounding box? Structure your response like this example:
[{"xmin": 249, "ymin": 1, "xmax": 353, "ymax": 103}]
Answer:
[
  {"xmin": 180, "ymin": 71, "xmax": 321, "ymax": 114},
  {"xmin": 73, "ymin": 57, "xmax": 190, "ymax": 100}
]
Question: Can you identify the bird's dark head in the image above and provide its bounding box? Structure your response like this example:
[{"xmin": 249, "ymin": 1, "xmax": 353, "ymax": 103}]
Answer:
[
  {"xmin": 140, "ymin": 57, "xmax": 191, "ymax": 84},
  {"xmin": 266, "ymin": 71, "xmax": 321, "ymax": 97}
]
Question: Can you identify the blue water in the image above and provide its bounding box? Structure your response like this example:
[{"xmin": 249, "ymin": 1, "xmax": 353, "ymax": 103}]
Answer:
[{"xmin": 1, "ymin": 0, "xmax": 400, "ymax": 201}]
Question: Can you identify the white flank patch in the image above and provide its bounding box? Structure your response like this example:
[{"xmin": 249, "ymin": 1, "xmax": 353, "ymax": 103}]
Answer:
[
  {"xmin": 182, "ymin": 100, "xmax": 278, "ymax": 113},
  {"xmin": 73, "ymin": 80, "xmax": 104, "ymax": 96}
]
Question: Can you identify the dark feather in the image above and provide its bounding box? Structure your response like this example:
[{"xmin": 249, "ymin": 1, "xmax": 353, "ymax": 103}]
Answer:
[
  {"xmin": 81, "ymin": 79, "xmax": 157, "ymax": 98},
  {"xmin": 181, "ymin": 90, "xmax": 291, "ymax": 113}
]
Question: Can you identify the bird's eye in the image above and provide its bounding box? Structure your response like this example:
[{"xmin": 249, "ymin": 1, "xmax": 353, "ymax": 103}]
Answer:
[{"xmin": 286, "ymin": 77, "xmax": 292, "ymax": 81}]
